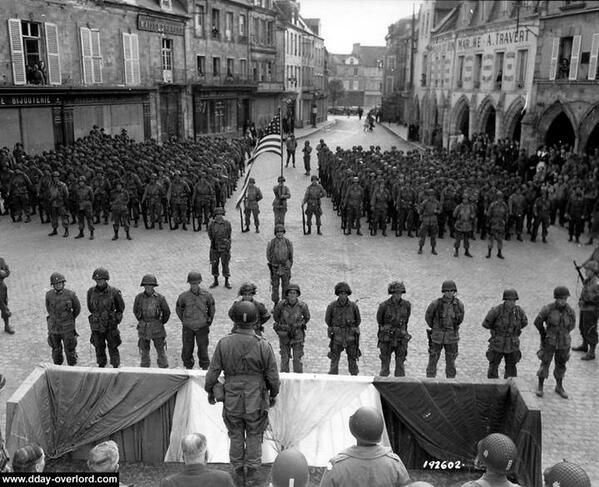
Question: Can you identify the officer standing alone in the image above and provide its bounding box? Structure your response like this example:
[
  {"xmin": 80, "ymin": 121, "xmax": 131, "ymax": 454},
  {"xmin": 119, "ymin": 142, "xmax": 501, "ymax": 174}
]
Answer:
[
  {"xmin": 0, "ymin": 257, "xmax": 14, "ymax": 334},
  {"xmin": 208, "ymin": 207, "xmax": 232, "ymax": 289},
  {"xmin": 46, "ymin": 272, "xmax": 81, "ymax": 365}
]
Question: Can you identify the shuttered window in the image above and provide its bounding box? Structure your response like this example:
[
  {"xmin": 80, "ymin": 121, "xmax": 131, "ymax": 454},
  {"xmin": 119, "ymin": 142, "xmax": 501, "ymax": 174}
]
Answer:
[
  {"xmin": 122, "ymin": 32, "xmax": 140, "ymax": 85},
  {"xmin": 8, "ymin": 19, "xmax": 26, "ymax": 85},
  {"xmin": 568, "ymin": 34, "xmax": 581, "ymax": 80},
  {"xmin": 81, "ymin": 28, "xmax": 103, "ymax": 84},
  {"xmin": 549, "ymin": 37, "xmax": 559, "ymax": 80},
  {"xmin": 44, "ymin": 22, "xmax": 61, "ymax": 85},
  {"xmin": 589, "ymin": 33, "xmax": 599, "ymax": 81}
]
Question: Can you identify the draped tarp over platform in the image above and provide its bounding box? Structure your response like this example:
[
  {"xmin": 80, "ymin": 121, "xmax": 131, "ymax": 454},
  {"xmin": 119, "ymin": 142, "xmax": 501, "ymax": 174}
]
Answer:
[{"xmin": 374, "ymin": 378, "xmax": 542, "ymax": 487}]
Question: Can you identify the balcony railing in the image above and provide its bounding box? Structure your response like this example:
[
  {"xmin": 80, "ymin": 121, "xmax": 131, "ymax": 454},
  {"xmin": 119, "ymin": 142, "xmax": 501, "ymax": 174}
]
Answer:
[
  {"xmin": 152, "ymin": 67, "xmax": 187, "ymax": 84},
  {"xmin": 195, "ymin": 73, "xmax": 257, "ymax": 86}
]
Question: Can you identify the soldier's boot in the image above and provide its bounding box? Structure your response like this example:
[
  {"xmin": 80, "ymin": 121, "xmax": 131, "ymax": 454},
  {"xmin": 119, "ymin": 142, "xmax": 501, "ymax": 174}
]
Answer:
[
  {"xmin": 535, "ymin": 377, "xmax": 544, "ymax": 397},
  {"xmin": 209, "ymin": 277, "xmax": 219, "ymax": 288},
  {"xmin": 568, "ymin": 234, "xmax": 573, "ymax": 242},
  {"xmin": 89, "ymin": 230, "xmax": 94, "ymax": 240},
  {"xmin": 379, "ymin": 357, "xmax": 391, "ymax": 377},
  {"xmin": 112, "ymin": 226, "xmax": 119, "ymax": 241},
  {"xmin": 572, "ymin": 341, "xmax": 588, "ymax": 352},
  {"xmin": 125, "ymin": 229, "xmax": 132, "ymax": 240},
  {"xmin": 486, "ymin": 248, "xmax": 492, "ymax": 259},
  {"xmin": 255, "ymin": 225, "xmax": 260, "ymax": 233},
  {"xmin": 381, "ymin": 225, "xmax": 387, "ymax": 236},
  {"xmin": 62, "ymin": 228, "xmax": 69, "ymax": 238},
  {"xmin": 232, "ymin": 466, "xmax": 245, "ymax": 487},
  {"xmin": 554, "ymin": 378, "xmax": 568, "ymax": 399},
  {"xmin": 317, "ymin": 225, "xmax": 322, "ymax": 235},
  {"xmin": 431, "ymin": 246, "xmax": 437, "ymax": 255},
  {"xmin": 48, "ymin": 228, "xmax": 58, "ymax": 237},
  {"xmin": 348, "ymin": 358, "xmax": 359, "ymax": 376},
  {"xmin": 497, "ymin": 249, "xmax": 504, "ymax": 259},
  {"xmin": 244, "ymin": 225, "xmax": 250, "ymax": 232},
  {"xmin": 464, "ymin": 249, "xmax": 473, "ymax": 257},
  {"xmin": 542, "ymin": 235, "xmax": 547, "ymax": 243},
  {"xmin": 581, "ymin": 345, "xmax": 596, "ymax": 360},
  {"xmin": 306, "ymin": 224, "xmax": 311, "ymax": 235},
  {"xmin": 224, "ymin": 277, "xmax": 232, "ymax": 289},
  {"xmin": 75, "ymin": 229, "xmax": 84, "ymax": 239},
  {"xmin": 516, "ymin": 234, "xmax": 523, "ymax": 241},
  {"xmin": 418, "ymin": 246, "xmax": 423, "ymax": 255},
  {"xmin": 280, "ymin": 359, "xmax": 290, "ymax": 373},
  {"xmin": 182, "ymin": 222, "xmax": 187, "ymax": 231},
  {"xmin": 328, "ymin": 358, "xmax": 339, "ymax": 375},
  {"xmin": 395, "ymin": 361, "xmax": 405, "ymax": 377},
  {"xmin": 158, "ymin": 221, "xmax": 163, "ymax": 230},
  {"xmin": 454, "ymin": 247, "xmax": 459, "ymax": 257},
  {"xmin": 3, "ymin": 318, "xmax": 15, "ymax": 335}
]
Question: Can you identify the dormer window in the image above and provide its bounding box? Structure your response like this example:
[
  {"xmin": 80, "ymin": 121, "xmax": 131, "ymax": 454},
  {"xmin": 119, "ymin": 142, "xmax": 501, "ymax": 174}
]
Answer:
[{"xmin": 160, "ymin": 0, "xmax": 172, "ymax": 10}]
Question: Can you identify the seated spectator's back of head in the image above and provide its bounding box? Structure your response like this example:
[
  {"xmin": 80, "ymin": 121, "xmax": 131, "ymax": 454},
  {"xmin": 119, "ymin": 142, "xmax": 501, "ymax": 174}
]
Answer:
[
  {"xmin": 12, "ymin": 444, "xmax": 44, "ymax": 473},
  {"xmin": 407, "ymin": 482, "xmax": 436, "ymax": 487},
  {"xmin": 181, "ymin": 433, "xmax": 208, "ymax": 463},
  {"xmin": 88, "ymin": 440, "xmax": 119, "ymax": 472}
]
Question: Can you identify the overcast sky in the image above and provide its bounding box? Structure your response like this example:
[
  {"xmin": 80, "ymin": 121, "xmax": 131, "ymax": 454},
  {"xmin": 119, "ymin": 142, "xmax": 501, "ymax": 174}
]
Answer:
[{"xmin": 299, "ymin": 0, "xmax": 424, "ymax": 53}]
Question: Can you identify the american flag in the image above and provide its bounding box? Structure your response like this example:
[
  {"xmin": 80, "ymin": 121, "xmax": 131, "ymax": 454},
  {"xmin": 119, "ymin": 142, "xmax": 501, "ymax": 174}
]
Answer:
[
  {"xmin": 235, "ymin": 114, "xmax": 282, "ymax": 209},
  {"xmin": 250, "ymin": 114, "xmax": 282, "ymax": 161}
]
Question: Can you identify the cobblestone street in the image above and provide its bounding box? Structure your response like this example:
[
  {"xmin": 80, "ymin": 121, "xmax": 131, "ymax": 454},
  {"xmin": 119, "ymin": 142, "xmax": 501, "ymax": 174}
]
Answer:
[{"xmin": 1, "ymin": 117, "xmax": 597, "ymax": 482}]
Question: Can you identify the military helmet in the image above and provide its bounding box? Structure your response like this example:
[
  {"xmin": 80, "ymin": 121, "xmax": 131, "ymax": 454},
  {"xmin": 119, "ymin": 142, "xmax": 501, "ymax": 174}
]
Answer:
[
  {"xmin": 92, "ymin": 268, "xmax": 110, "ymax": 281},
  {"xmin": 349, "ymin": 406, "xmax": 384, "ymax": 444},
  {"xmin": 426, "ymin": 188, "xmax": 435, "ymax": 196},
  {"xmin": 311, "ymin": 175, "xmax": 318, "ymax": 181},
  {"xmin": 187, "ymin": 271, "xmax": 202, "ymax": 283},
  {"xmin": 274, "ymin": 224, "xmax": 286, "ymax": 234},
  {"xmin": 52, "ymin": 171, "xmax": 60, "ymax": 177},
  {"xmin": 388, "ymin": 281, "xmax": 406, "ymax": 294},
  {"xmin": 583, "ymin": 261, "xmax": 599, "ymax": 274},
  {"xmin": 476, "ymin": 433, "xmax": 517, "ymax": 473},
  {"xmin": 543, "ymin": 461, "xmax": 591, "ymax": 487},
  {"xmin": 334, "ymin": 281, "xmax": 352, "ymax": 296},
  {"xmin": 140, "ymin": 274, "xmax": 158, "ymax": 287},
  {"xmin": 248, "ymin": 177, "xmax": 256, "ymax": 184},
  {"xmin": 238, "ymin": 282, "xmax": 257, "ymax": 296},
  {"xmin": 553, "ymin": 286, "xmax": 570, "ymax": 299},
  {"xmin": 502, "ymin": 288, "xmax": 519, "ymax": 301},
  {"xmin": 278, "ymin": 176, "xmax": 286, "ymax": 182},
  {"xmin": 50, "ymin": 272, "xmax": 66, "ymax": 285},
  {"xmin": 213, "ymin": 207, "xmax": 225, "ymax": 215},
  {"xmin": 231, "ymin": 300, "xmax": 258, "ymax": 326},
  {"xmin": 271, "ymin": 448, "xmax": 309, "ymax": 487},
  {"xmin": 441, "ymin": 280, "xmax": 457, "ymax": 292},
  {"xmin": 286, "ymin": 283, "xmax": 301, "ymax": 296},
  {"xmin": 352, "ymin": 176, "xmax": 359, "ymax": 182}
]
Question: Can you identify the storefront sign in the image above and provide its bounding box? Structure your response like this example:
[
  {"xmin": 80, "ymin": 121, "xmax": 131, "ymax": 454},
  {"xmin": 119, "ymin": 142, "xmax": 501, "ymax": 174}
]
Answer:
[
  {"xmin": 456, "ymin": 26, "xmax": 536, "ymax": 52},
  {"xmin": 0, "ymin": 95, "xmax": 60, "ymax": 106},
  {"xmin": 138, "ymin": 15, "xmax": 185, "ymax": 36}
]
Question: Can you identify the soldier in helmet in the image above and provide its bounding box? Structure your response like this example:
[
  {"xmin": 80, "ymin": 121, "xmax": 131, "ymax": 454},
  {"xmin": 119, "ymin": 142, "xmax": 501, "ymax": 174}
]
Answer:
[
  {"xmin": 320, "ymin": 406, "xmax": 410, "ymax": 487},
  {"xmin": 343, "ymin": 176, "xmax": 364, "ymax": 235},
  {"xmin": 205, "ymin": 300, "xmax": 280, "ymax": 487},
  {"xmin": 0, "ymin": 257, "xmax": 14, "ymax": 334},
  {"xmin": 376, "ymin": 281, "xmax": 412, "ymax": 377},
  {"xmin": 267, "ymin": 225, "xmax": 294, "ymax": 307},
  {"xmin": 47, "ymin": 171, "xmax": 70, "ymax": 237},
  {"xmin": 325, "ymin": 282, "xmax": 361, "ymax": 375},
  {"xmin": 191, "ymin": 173, "xmax": 215, "ymax": 231},
  {"xmin": 417, "ymin": 189, "xmax": 441, "ymax": 255},
  {"xmin": 110, "ymin": 180, "xmax": 132, "ymax": 241},
  {"xmin": 425, "ymin": 280, "xmax": 464, "ymax": 378},
  {"xmin": 534, "ymin": 286, "xmax": 576, "ymax": 398},
  {"xmin": 133, "ymin": 274, "xmax": 171, "ymax": 368},
  {"xmin": 452, "ymin": 193, "xmax": 476, "ymax": 257},
  {"xmin": 207, "ymin": 207, "xmax": 232, "ymax": 289},
  {"xmin": 571, "ymin": 260, "xmax": 599, "ymax": 360},
  {"xmin": 482, "ymin": 289, "xmax": 528, "ymax": 378},
  {"xmin": 273, "ymin": 176, "xmax": 290, "ymax": 226},
  {"xmin": 272, "ymin": 283, "xmax": 311, "ymax": 373},
  {"xmin": 46, "ymin": 272, "xmax": 81, "ymax": 365},
  {"xmin": 176, "ymin": 271, "xmax": 215, "ymax": 370},
  {"xmin": 229, "ymin": 282, "xmax": 270, "ymax": 335},
  {"xmin": 168, "ymin": 171, "xmax": 191, "ymax": 230},
  {"xmin": 459, "ymin": 433, "xmax": 519, "ymax": 487},
  {"xmin": 87, "ymin": 268, "xmax": 125, "ymax": 368},
  {"xmin": 486, "ymin": 190, "xmax": 508, "ymax": 259},
  {"xmin": 302, "ymin": 140, "xmax": 312, "ymax": 176},
  {"xmin": 73, "ymin": 176, "xmax": 95, "ymax": 240},
  {"xmin": 243, "ymin": 177, "xmax": 263, "ymax": 233},
  {"xmin": 141, "ymin": 173, "xmax": 165, "ymax": 230},
  {"xmin": 302, "ymin": 175, "xmax": 327, "ymax": 235},
  {"xmin": 531, "ymin": 189, "xmax": 551, "ymax": 243},
  {"xmin": 543, "ymin": 461, "xmax": 591, "ymax": 487}
]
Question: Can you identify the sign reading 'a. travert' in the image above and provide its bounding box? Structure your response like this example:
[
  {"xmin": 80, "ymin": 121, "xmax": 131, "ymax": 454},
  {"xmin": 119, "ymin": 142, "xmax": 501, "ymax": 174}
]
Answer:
[{"xmin": 456, "ymin": 27, "xmax": 535, "ymax": 52}]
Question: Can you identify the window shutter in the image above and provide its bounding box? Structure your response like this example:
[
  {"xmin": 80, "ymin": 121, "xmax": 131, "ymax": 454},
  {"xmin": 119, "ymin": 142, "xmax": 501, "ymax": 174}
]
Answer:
[
  {"xmin": 91, "ymin": 30, "xmax": 103, "ymax": 83},
  {"xmin": 130, "ymin": 33, "xmax": 140, "ymax": 85},
  {"xmin": 123, "ymin": 33, "xmax": 132, "ymax": 85},
  {"xmin": 549, "ymin": 37, "xmax": 559, "ymax": 81},
  {"xmin": 569, "ymin": 35, "xmax": 581, "ymax": 80},
  {"xmin": 45, "ymin": 23, "xmax": 61, "ymax": 85},
  {"xmin": 589, "ymin": 33, "xmax": 599, "ymax": 81},
  {"xmin": 8, "ymin": 19, "xmax": 26, "ymax": 85},
  {"xmin": 80, "ymin": 27, "xmax": 93, "ymax": 84}
]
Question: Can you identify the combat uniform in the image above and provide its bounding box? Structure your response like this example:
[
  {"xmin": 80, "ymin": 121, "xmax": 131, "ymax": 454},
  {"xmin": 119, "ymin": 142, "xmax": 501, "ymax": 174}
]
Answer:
[
  {"xmin": 48, "ymin": 177, "xmax": 70, "ymax": 236},
  {"xmin": 110, "ymin": 185, "xmax": 130, "ymax": 239},
  {"xmin": 273, "ymin": 296, "xmax": 310, "ymax": 372},
  {"xmin": 576, "ymin": 271, "xmax": 599, "ymax": 357},
  {"xmin": 74, "ymin": 181, "xmax": 95, "ymax": 238},
  {"xmin": 0, "ymin": 258, "xmax": 11, "ymax": 333},
  {"xmin": 453, "ymin": 199, "xmax": 476, "ymax": 256},
  {"xmin": 425, "ymin": 295, "xmax": 464, "ymax": 378},
  {"xmin": 482, "ymin": 302, "xmax": 528, "ymax": 378},
  {"xmin": 208, "ymin": 215, "xmax": 232, "ymax": 283},
  {"xmin": 243, "ymin": 183, "xmax": 263, "ymax": 232},
  {"xmin": 343, "ymin": 181, "xmax": 364, "ymax": 234},
  {"xmin": 142, "ymin": 180, "xmax": 165, "ymax": 229},
  {"xmin": 169, "ymin": 176, "xmax": 191, "ymax": 229},
  {"xmin": 192, "ymin": 179, "xmax": 215, "ymax": 228},
  {"xmin": 303, "ymin": 180, "xmax": 326, "ymax": 234},
  {"xmin": 272, "ymin": 182, "xmax": 290, "ymax": 226},
  {"xmin": 486, "ymin": 195, "xmax": 509, "ymax": 258},
  {"xmin": 46, "ymin": 285, "xmax": 81, "ymax": 365},
  {"xmin": 176, "ymin": 287, "xmax": 215, "ymax": 369},
  {"xmin": 418, "ymin": 193, "xmax": 441, "ymax": 254},
  {"xmin": 376, "ymin": 296, "xmax": 411, "ymax": 376},
  {"xmin": 266, "ymin": 233, "xmax": 293, "ymax": 305},
  {"xmin": 325, "ymin": 297, "xmax": 361, "ymax": 375},
  {"xmin": 87, "ymin": 283, "xmax": 125, "ymax": 367},
  {"xmin": 133, "ymin": 289, "xmax": 171, "ymax": 368},
  {"xmin": 228, "ymin": 298, "xmax": 271, "ymax": 336}
]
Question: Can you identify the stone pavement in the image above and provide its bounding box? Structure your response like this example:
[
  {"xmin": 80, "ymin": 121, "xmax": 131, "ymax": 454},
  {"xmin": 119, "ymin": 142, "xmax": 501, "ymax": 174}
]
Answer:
[{"xmin": 0, "ymin": 116, "xmax": 597, "ymax": 483}]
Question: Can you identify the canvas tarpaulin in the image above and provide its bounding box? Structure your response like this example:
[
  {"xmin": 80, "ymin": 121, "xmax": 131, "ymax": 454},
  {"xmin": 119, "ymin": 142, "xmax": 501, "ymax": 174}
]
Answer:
[{"xmin": 373, "ymin": 378, "xmax": 542, "ymax": 487}]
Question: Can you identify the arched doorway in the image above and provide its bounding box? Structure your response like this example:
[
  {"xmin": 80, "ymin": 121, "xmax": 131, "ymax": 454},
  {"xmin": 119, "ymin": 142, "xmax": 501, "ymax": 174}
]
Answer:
[
  {"xmin": 511, "ymin": 112, "xmax": 523, "ymax": 142},
  {"xmin": 481, "ymin": 106, "xmax": 496, "ymax": 140},
  {"xmin": 545, "ymin": 112, "xmax": 575, "ymax": 149},
  {"xmin": 457, "ymin": 105, "xmax": 469, "ymax": 139},
  {"xmin": 586, "ymin": 123, "xmax": 599, "ymax": 154}
]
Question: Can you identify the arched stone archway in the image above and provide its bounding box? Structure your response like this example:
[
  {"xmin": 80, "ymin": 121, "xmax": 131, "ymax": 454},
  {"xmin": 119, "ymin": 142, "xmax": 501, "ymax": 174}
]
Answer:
[
  {"xmin": 450, "ymin": 95, "xmax": 470, "ymax": 139},
  {"xmin": 477, "ymin": 96, "xmax": 496, "ymax": 140},
  {"xmin": 538, "ymin": 101, "xmax": 578, "ymax": 151},
  {"xmin": 578, "ymin": 103, "xmax": 599, "ymax": 153},
  {"xmin": 503, "ymin": 97, "xmax": 525, "ymax": 142}
]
